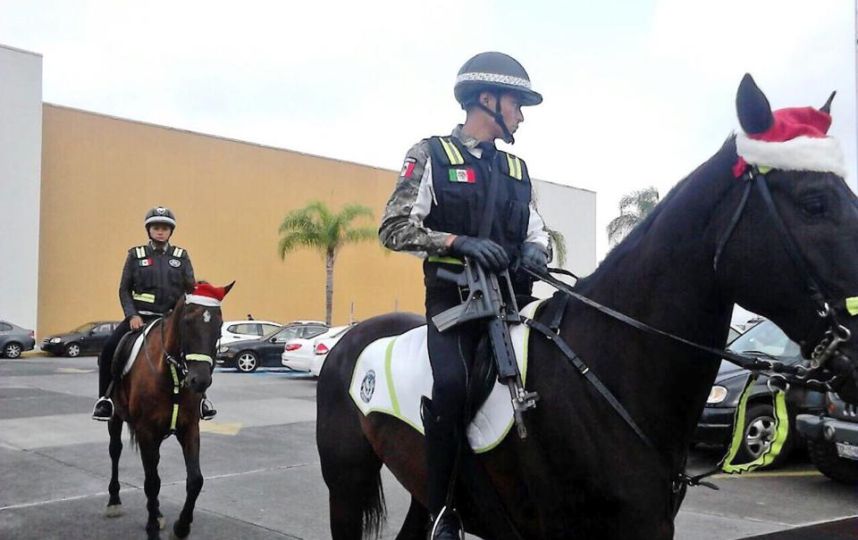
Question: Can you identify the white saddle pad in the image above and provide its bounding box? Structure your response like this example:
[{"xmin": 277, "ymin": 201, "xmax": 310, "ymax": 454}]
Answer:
[
  {"xmin": 349, "ymin": 300, "xmax": 543, "ymax": 453},
  {"xmin": 121, "ymin": 319, "xmax": 160, "ymax": 377}
]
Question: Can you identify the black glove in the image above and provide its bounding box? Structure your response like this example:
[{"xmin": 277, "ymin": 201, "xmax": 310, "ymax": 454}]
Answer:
[
  {"xmin": 520, "ymin": 242, "xmax": 549, "ymax": 274},
  {"xmin": 450, "ymin": 236, "xmax": 510, "ymax": 271}
]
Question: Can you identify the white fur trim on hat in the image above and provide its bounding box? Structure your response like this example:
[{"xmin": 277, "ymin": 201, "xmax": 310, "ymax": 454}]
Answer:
[
  {"xmin": 736, "ymin": 133, "xmax": 847, "ymax": 178},
  {"xmin": 185, "ymin": 294, "xmax": 221, "ymax": 307}
]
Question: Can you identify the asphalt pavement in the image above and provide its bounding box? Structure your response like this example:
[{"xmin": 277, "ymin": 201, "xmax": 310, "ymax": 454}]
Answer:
[{"xmin": 2, "ymin": 354, "xmax": 857, "ymax": 539}]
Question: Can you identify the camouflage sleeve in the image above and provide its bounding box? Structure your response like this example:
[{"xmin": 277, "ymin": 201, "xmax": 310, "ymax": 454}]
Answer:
[
  {"xmin": 378, "ymin": 141, "xmax": 453, "ymax": 257},
  {"xmin": 118, "ymin": 251, "xmax": 138, "ymax": 319}
]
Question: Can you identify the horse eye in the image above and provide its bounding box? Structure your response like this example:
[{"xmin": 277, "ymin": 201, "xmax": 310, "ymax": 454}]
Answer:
[{"xmin": 800, "ymin": 195, "xmax": 826, "ymax": 217}]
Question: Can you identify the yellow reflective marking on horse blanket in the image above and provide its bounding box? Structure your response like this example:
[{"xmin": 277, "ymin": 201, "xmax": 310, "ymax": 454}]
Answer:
[{"xmin": 847, "ymin": 297, "xmax": 858, "ymax": 316}]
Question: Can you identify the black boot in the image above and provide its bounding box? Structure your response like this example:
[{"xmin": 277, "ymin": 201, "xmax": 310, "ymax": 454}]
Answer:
[
  {"xmin": 92, "ymin": 397, "xmax": 114, "ymax": 421},
  {"xmin": 200, "ymin": 396, "xmax": 217, "ymax": 420},
  {"xmin": 422, "ymin": 398, "xmax": 463, "ymax": 540}
]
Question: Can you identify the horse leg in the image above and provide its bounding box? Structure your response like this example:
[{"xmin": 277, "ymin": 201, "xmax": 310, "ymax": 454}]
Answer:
[
  {"xmin": 139, "ymin": 433, "xmax": 166, "ymax": 539},
  {"xmin": 105, "ymin": 418, "xmax": 124, "ymax": 517},
  {"xmin": 171, "ymin": 424, "xmax": 203, "ymax": 539},
  {"xmin": 395, "ymin": 496, "xmax": 429, "ymax": 540}
]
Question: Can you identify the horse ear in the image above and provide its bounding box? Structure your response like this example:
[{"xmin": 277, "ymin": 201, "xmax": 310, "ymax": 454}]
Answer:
[
  {"xmin": 820, "ymin": 90, "xmax": 836, "ymax": 114},
  {"xmin": 736, "ymin": 73, "xmax": 773, "ymax": 134},
  {"xmin": 223, "ymin": 281, "xmax": 236, "ymax": 295}
]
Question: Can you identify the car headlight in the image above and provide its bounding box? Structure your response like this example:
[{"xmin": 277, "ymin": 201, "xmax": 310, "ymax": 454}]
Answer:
[
  {"xmin": 50, "ymin": 337, "xmax": 61, "ymax": 343},
  {"xmin": 218, "ymin": 346, "xmax": 230, "ymax": 354},
  {"xmin": 707, "ymin": 385, "xmax": 728, "ymax": 404}
]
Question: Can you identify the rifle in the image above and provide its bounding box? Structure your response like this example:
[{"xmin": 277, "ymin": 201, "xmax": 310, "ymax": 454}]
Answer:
[{"xmin": 433, "ymin": 259, "xmax": 539, "ymax": 438}]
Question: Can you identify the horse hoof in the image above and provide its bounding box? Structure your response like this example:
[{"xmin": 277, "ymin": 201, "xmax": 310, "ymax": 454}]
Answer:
[
  {"xmin": 158, "ymin": 516, "xmax": 166, "ymax": 530},
  {"xmin": 104, "ymin": 504, "xmax": 123, "ymax": 518}
]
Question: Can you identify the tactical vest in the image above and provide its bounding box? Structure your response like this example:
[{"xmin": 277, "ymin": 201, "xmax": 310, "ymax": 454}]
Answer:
[
  {"xmin": 129, "ymin": 245, "xmax": 189, "ymax": 315},
  {"xmin": 424, "ymin": 136, "xmax": 532, "ymax": 259}
]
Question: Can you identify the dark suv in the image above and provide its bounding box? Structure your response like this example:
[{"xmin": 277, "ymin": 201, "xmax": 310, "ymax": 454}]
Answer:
[
  {"xmin": 41, "ymin": 321, "xmax": 120, "ymax": 358},
  {"xmin": 797, "ymin": 392, "xmax": 858, "ymax": 484}
]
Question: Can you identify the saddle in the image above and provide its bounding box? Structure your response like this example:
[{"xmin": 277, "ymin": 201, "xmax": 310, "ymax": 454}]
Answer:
[{"xmin": 111, "ymin": 320, "xmax": 160, "ymax": 380}]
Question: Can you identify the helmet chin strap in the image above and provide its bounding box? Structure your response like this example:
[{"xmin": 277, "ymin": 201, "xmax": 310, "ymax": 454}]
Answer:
[{"xmin": 476, "ymin": 92, "xmax": 515, "ymax": 144}]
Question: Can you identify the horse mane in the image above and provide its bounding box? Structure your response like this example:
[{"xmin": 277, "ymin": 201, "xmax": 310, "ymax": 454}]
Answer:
[{"xmin": 576, "ymin": 135, "xmax": 738, "ymax": 291}]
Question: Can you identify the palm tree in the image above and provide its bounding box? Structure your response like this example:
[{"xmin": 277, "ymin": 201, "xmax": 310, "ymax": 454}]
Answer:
[
  {"xmin": 546, "ymin": 227, "xmax": 567, "ymax": 267},
  {"xmin": 606, "ymin": 187, "xmax": 660, "ymax": 245},
  {"xmin": 278, "ymin": 201, "xmax": 376, "ymax": 325}
]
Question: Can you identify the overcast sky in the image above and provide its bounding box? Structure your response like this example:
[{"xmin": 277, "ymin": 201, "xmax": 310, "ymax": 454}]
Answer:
[{"xmin": 2, "ymin": 0, "xmax": 855, "ymax": 263}]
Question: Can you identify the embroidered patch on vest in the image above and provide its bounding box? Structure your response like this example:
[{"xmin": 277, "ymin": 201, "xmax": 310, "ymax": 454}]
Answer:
[
  {"xmin": 448, "ymin": 168, "xmax": 476, "ymax": 183},
  {"xmin": 169, "ymin": 259, "xmax": 182, "ymax": 268},
  {"xmin": 360, "ymin": 370, "xmax": 376, "ymax": 403}
]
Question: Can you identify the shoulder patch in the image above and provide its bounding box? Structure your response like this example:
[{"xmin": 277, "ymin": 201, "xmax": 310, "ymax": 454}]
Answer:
[
  {"xmin": 172, "ymin": 246, "xmax": 186, "ymax": 258},
  {"xmin": 133, "ymin": 246, "xmax": 148, "ymax": 259}
]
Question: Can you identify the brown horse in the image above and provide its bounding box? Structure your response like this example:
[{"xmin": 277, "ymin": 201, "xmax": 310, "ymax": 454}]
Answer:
[
  {"xmin": 104, "ymin": 282, "xmax": 233, "ymax": 540},
  {"xmin": 316, "ymin": 75, "xmax": 858, "ymax": 539}
]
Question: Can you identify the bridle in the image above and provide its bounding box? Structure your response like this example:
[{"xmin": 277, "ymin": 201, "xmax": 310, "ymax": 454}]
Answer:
[{"xmin": 713, "ymin": 165, "xmax": 853, "ymax": 382}]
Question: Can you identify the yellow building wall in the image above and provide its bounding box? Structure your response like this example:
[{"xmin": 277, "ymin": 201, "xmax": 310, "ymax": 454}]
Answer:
[{"xmin": 38, "ymin": 105, "xmax": 425, "ymax": 336}]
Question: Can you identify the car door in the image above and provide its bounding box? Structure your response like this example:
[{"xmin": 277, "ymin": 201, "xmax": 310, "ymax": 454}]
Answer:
[
  {"xmin": 263, "ymin": 327, "xmax": 300, "ymax": 364},
  {"xmin": 85, "ymin": 323, "xmax": 114, "ymax": 354}
]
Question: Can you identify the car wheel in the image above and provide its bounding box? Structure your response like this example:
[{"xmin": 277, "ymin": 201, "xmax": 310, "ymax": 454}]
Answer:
[
  {"xmin": 65, "ymin": 343, "xmax": 81, "ymax": 358},
  {"xmin": 735, "ymin": 402, "xmax": 792, "ymax": 467},
  {"xmin": 807, "ymin": 439, "xmax": 858, "ymax": 484},
  {"xmin": 3, "ymin": 342, "xmax": 23, "ymax": 359},
  {"xmin": 236, "ymin": 351, "xmax": 258, "ymax": 373}
]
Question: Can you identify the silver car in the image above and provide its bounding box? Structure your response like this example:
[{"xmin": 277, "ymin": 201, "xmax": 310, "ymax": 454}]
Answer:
[{"xmin": 0, "ymin": 320, "xmax": 36, "ymax": 359}]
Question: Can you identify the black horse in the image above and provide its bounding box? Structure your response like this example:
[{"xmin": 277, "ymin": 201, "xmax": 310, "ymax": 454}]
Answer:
[
  {"xmin": 316, "ymin": 75, "xmax": 858, "ymax": 539},
  {"xmin": 104, "ymin": 282, "xmax": 233, "ymax": 540}
]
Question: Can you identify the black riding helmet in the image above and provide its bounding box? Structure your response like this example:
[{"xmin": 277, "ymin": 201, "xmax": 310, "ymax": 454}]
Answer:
[
  {"xmin": 454, "ymin": 52, "xmax": 542, "ymax": 144},
  {"xmin": 144, "ymin": 206, "xmax": 177, "ymax": 239}
]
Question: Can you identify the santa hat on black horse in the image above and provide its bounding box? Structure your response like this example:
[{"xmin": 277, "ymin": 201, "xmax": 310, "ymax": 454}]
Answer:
[
  {"xmin": 186, "ymin": 282, "xmax": 234, "ymax": 307},
  {"xmin": 733, "ymin": 73, "xmax": 845, "ymax": 179}
]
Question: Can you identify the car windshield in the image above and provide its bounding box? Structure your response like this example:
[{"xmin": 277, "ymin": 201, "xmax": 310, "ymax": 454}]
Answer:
[
  {"xmin": 73, "ymin": 322, "xmax": 97, "ymax": 333},
  {"xmin": 725, "ymin": 319, "xmax": 802, "ymax": 365}
]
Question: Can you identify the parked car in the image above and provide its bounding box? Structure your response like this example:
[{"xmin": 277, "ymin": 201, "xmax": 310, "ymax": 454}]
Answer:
[
  {"xmin": 0, "ymin": 320, "xmax": 36, "ymax": 359},
  {"xmin": 217, "ymin": 321, "xmax": 329, "ymax": 373},
  {"xmin": 694, "ymin": 319, "xmax": 825, "ymax": 466},
  {"xmin": 797, "ymin": 392, "xmax": 858, "ymax": 484},
  {"xmin": 40, "ymin": 321, "xmax": 120, "ymax": 358},
  {"xmin": 281, "ymin": 324, "xmax": 355, "ymax": 374},
  {"xmin": 218, "ymin": 320, "xmax": 282, "ymax": 347}
]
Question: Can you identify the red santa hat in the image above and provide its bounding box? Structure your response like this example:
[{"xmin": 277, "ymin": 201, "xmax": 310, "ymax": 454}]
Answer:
[
  {"xmin": 733, "ymin": 106, "xmax": 845, "ymax": 178},
  {"xmin": 186, "ymin": 282, "xmax": 227, "ymax": 307}
]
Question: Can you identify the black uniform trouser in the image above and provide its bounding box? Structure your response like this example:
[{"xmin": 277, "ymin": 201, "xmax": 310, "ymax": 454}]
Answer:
[
  {"xmin": 424, "ymin": 283, "xmax": 481, "ymax": 516},
  {"xmin": 97, "ymin": 314, "xmax": 157, "ymax": 397}
]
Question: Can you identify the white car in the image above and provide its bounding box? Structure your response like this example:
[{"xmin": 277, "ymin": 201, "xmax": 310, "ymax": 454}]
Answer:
[
  {"xmin": 281, "ymin": 324, "xmax": 355, "ymax": 374},
  {"xmin": 218, "ymin": 320, "xmax": 281, "ymax": 347}
]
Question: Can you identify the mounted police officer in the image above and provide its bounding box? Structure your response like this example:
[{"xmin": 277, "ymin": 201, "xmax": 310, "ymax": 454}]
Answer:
[
  {"xmin": 379, "ymin": 52, "xmax": 551, "ymax": 539},
  {"xmin": 91, "ymin": 206, "xmax": 217, "ymax": 421}
]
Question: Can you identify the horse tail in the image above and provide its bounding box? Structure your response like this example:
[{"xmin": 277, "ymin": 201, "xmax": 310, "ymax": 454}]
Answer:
[{"xmin": 317, "ymin": 311, "xmax": 424, "ymax": 540}]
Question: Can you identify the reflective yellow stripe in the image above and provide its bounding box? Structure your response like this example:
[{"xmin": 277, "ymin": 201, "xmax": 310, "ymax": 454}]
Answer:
[
  {"xmin": 439, "ymin": 138, "xmax": 464, "ymax": 165},
  {"xmin": 427, "ymin": 256, "xmax": 464, "ymax": 265},
  {"xmin": 135, "ymin": 247, "xmax": 146, "ymax": 258},
  {"xmin": 506, "ymin": 154, "xmax": 522, "ymax": 180},
  {"xmin": 170, "ymin": 364, "xmax": 180, "ymax": 431},
  {"xmin": 186, "ymin": 353, "xmax": 213, "ymax": 365},
  {"xmin": 173, "ymin": 247, "xmax": 184, "ymax": 257},
  {"xmin": 847, "ymin": 297, "xmax": 858, "ymax": 316},
  {"xmin": 133, "ymin": 292, "xmax": 156, "ymax": 303}
]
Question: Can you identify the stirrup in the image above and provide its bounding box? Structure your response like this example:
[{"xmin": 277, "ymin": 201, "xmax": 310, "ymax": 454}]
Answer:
[
  {"xmin": 200, "ymin": 398, "xmax": 216, "ymax": 421},
  {"xmin": 91, "ymin": 397, "xmax": 114, "ymax": 421},
  {"xmin": 429, "ymin": 506, "xmax": 464, "ymax": 540}
]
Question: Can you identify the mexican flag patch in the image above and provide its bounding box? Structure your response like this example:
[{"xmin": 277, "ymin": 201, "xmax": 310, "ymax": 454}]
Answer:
[{"xmin": 448, "ymin": 168, "xmax": 476, "ymax": 183}]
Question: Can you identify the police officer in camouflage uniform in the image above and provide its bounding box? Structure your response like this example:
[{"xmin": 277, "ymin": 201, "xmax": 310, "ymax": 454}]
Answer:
[
  {"xmin": 91, "ymin": 206, "xmax": 216, "ymax": 421},
  {"xmin": 379, "ymin": 52, "xmax": 551, "ymax": 539}
]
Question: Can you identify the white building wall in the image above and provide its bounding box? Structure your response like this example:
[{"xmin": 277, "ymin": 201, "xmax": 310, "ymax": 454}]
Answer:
[
  {"xmin": 532, "ymin": 179, "xmax": 596, "ymax": 298},
  {"xmin": 0, "ymin": 45, "xmax": 42, "ymax": 332}
]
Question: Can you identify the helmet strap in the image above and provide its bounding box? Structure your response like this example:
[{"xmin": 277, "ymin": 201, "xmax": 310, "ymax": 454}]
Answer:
[{"xmin": 476, "ymin": 92, "xmax": 515, "ymax": 145}]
